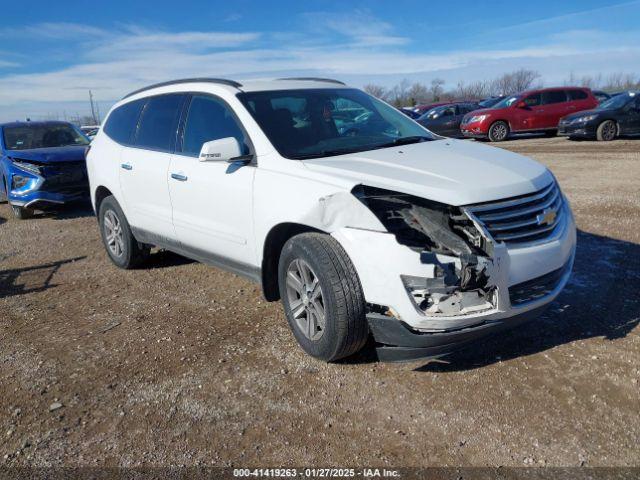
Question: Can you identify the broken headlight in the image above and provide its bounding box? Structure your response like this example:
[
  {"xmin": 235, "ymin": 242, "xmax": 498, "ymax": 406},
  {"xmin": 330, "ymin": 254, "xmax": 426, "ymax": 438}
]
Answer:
[
  {"xmin": 353, "ymin": 185, "xmax": 497, "ymax": 317},
  {"xmin": 352, "ymin": 184, "xmax": 492, "ymax": 257},
  {"xmin": 11, "ymin": 158, "xmax": 43, "ymax": 175}
]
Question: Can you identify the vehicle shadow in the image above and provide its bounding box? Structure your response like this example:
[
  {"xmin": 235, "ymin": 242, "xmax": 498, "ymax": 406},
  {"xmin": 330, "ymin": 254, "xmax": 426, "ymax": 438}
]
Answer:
[
  {"xmin": 344, "ymin": 230, "xmax": 640, "ymax": 368},
  {"xmin": 145, "ymin": 250, "xmax": 195, "ymax": 269},
  {"xmin": 0, "ymin": 256, "xmax": 86, "ymax": 299},
  {"xmin": 39, "ymin": 202, "xmax": 95, "ymax": 220},
  {"xmin": 412, "ymin": 230, "xmax": 639, "ymax": 371}
]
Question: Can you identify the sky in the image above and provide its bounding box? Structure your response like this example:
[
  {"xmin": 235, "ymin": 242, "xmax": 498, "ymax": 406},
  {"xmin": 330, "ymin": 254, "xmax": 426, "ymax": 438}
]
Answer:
[{"xmin": 0, "ymin": 0, "xmax": 639, "ymax": 122}]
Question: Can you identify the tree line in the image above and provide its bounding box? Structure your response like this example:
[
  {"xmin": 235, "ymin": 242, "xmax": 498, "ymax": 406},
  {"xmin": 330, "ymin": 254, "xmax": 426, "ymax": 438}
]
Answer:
[{"xmin": 364, "ymin": 69, "xmax": 640, "ymax": 107}]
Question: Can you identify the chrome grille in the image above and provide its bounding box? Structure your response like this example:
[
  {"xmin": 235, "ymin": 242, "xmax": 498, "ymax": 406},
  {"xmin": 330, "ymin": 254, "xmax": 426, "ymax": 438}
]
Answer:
[{"xmin": 465, "ymin": 182, "xmax": 564, "ymax": 245}]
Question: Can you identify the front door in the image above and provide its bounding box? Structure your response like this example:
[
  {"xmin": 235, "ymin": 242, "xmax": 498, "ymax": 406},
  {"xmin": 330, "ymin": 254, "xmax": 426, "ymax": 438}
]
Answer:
[
  {"xmin": 119, "ymin": 93, "xmax": 186, "ymax": 241},
  {"xmin": 168, "ymin": 94, "xmax": 257, "ymax": 267},
  {"xmin": 513, "ymin": 93, "xmax": 544, "ymax": 131}
]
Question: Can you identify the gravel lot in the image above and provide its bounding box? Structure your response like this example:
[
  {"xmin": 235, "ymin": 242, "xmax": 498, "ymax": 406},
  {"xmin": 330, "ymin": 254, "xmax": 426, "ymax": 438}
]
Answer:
[{"xmin": 0, "ymin": 136, "xmax": 638, "ymax": 468}]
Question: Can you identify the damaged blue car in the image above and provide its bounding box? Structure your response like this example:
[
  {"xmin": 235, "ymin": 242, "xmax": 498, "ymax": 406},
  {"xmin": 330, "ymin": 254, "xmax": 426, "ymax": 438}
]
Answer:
[{"xmin": 0, "ymin": 121, "xmax": 91, "ymax": 219}]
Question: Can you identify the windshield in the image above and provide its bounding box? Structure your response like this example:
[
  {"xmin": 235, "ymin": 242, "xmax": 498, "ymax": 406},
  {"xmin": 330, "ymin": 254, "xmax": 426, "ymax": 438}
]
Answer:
[
  {"xmin": 237, "ymin": 88, "xmax": 434, "ymax": 159},
  {"xmin": 3, "ymin": 124, "xmax": 90, "ymax": 150},
  {"xmin": 418, "ymin": 105, "xmax": 455, "ymax": 121},
  {"xmin": 479, "ymin": 96, "xmax": 504, "ymax": 108},
  {"xmin": 491, "ymin": 95, "xmax": 520, "ymax": 109},
  {"xmin": 597, "ymin": 93, "xmax": 635, "ymax": 110}
]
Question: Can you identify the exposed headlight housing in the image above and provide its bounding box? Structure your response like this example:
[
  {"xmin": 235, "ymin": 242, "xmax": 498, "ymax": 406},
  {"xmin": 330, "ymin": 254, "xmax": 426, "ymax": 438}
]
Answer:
[
  {"xmin": 352, "ymin": 185, "xmax": 492, "ymax": 257},
  {"xmin": 12, "ymin": 175, "xmax": 30, "ymax": 189},
  {"xmin": 353, "ymin": 185, "xmax": 498, "ymax": 317},
  {"xmin": 11, "ymin": 158, "xmax": 42, "ymax": 175}
]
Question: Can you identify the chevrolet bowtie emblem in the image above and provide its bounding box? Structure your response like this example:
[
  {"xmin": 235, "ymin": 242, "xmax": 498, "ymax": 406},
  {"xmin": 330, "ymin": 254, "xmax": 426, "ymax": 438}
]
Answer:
[{"xmin": 537, "ymin": 209, "xmax": 557, "ymax": 226}]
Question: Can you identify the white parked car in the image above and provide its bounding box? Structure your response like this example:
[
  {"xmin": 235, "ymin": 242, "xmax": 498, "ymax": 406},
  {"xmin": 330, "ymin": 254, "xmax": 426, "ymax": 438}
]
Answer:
[{"xmin": 86, "ymin": 78, "xmax": 576, "ymax": 362}]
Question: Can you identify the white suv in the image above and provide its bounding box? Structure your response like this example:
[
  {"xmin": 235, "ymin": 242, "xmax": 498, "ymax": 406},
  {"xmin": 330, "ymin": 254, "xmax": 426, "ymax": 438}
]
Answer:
[{"xmin": 87, "ymin": 78, "xmax": 576, "ymax": 362}]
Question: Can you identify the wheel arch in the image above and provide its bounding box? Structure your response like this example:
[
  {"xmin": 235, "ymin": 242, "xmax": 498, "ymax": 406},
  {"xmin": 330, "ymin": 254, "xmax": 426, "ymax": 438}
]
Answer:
[
  {"xmin": 603, "ymin": 118, "xmax": 621, "ymax": 135},
  {"xmin": 94, "ymin": 185, "xmax": 113, "ymax": 217},
  {"xmin": 490, "ymin": 118, "xmax": 512, "ymax": 130},
  {"xmin": 261, "ymin": 222, "xmax": 325, "ymax": 302},
  {"xmin": 597, "ymin": 118, "xmax": 620, "ymax": 139}
]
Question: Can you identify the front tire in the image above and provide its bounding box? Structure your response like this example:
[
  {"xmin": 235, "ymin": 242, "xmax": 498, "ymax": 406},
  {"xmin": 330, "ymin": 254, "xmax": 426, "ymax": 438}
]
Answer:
[
  {"xmin": 11, "ymin": 204, "xmax": 33, "ymax": 220},
  {"xmin": 0, "ymin": 177, "xmax": 7, "ymax": 203},
  {"xmin": 488, "ymin": 121, "xmax": 509, "ymax": 142},
  {"xmin": 278, "ymin": 233, "xmax": 368, "ymax": 362},
  {"xmin": 596, "ymin": 120, "xmax": 617, "ymax": 141},
  {"xmin": 98, "ymin": 195, "xmax": 149, "ymax": 269}
]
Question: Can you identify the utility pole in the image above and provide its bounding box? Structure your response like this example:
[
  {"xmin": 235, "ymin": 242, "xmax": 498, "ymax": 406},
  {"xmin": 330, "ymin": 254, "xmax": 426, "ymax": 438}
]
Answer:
[{"xmin": 89, "ymin": 90, "xmax": 98, "ymax": 125}]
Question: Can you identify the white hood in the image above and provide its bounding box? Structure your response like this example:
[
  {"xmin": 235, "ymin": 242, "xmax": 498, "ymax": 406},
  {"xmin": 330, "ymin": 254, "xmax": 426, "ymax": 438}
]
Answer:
[{"xmin": 302, "ymin": 139, "xmax": 553, "ymax": 206}]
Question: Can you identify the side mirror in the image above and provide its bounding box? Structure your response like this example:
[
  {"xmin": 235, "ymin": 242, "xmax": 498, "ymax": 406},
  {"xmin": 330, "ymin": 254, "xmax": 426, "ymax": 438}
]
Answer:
[
  {"xmin": 516, "ymin": 101, "xmax": 528, "ymax": 109},
  {"xmin": 199, "ymin": 137, "xmax": 244, "ymax": 163}
]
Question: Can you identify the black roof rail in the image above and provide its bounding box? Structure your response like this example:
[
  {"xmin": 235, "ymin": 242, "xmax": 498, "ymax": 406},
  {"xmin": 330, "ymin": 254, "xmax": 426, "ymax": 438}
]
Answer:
[
  {"xmin": 122, "ymin": 78, "xmax": 242, "ymax": 99},
  {"xmin": 277, "ymin": 77, "xmax": 346, "ymax": 86}
]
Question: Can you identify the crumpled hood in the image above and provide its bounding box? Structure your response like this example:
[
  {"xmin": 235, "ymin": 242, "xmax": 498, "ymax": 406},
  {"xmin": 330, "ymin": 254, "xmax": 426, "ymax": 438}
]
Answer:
[
  {"xmin": 6, "ymin": 146, "xmax": 87, "ymax": 164},
  {"xmin": 303, "ymin": 139, "xmax": 553, "ymax": 206}
]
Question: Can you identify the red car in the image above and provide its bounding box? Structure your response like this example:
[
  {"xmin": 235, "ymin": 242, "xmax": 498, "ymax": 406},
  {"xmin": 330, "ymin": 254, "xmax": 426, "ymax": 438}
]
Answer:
[{"xmin": 460, "ymin": 87, "xmax": 598, "ymax": 141}]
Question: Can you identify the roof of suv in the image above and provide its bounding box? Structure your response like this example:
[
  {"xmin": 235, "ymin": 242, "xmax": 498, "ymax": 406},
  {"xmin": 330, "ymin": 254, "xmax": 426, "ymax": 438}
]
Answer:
[{"xmin": 122, "ymin": 77, "xmax": 348, "ymax": 99}]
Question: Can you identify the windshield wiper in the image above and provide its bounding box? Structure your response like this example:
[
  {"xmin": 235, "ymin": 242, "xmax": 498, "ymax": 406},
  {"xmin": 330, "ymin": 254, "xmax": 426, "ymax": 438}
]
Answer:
[
  {"xmin": 371, "ymin": 136, "xmax": 432, "ymax": 150},
  {"xmin": 291, "ymin": 136, "xmax": 433, "ymax": 159},
  {"xmin": 291, "ymin": 148, "xmax": 364, "ymax": 160}
]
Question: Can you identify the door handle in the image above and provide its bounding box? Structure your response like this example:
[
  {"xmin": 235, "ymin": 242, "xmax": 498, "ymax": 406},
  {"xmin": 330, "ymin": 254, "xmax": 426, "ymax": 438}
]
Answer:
[
  {"xmin": 120, "ymin": 163, "xmax": 133, "ymax": 171},
  {"xmin": 171, "ymin": 173, "xmax": 188, "ymax": 182}
]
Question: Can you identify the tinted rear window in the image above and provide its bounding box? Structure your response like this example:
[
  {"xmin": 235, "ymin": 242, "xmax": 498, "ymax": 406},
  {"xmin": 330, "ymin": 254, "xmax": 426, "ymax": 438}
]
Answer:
[
  {"xmin": 103, "ymin": 99, "xmax": 145, "ymax": 145},
  {"xmin": 568, "ymin": 90, "xmax": 588, "ymax": 100},
  {"xmin": 542, "ymin": 90, "xmax": 567, "ymax": 104},
  {"xmin": 134, "ymin": 94, "xmax": 185, "ymax": 151}
]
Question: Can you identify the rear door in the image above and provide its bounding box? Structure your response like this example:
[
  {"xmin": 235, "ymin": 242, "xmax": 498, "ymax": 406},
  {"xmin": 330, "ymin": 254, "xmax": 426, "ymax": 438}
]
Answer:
[
  {"xmin": 620, "ymin": 96, "xmax": 640, "ymax": 134},
  {"xmin": 422, "ymin": 105, "xmax": 457, "ymax": 136},
  {"xmin": 566, "ymin": 89, "xmax": 591, "ymax": 116},
  {"xmin": 540, "ymin": 90, "xmax": 569, "ymax": 128},
  {"xmin": 437, "ymin": 105, "xmax": 459, "ymax": 137},
  {"xmin": 119, "ymin": 93, "xmax": 186, "ymax": 241}
]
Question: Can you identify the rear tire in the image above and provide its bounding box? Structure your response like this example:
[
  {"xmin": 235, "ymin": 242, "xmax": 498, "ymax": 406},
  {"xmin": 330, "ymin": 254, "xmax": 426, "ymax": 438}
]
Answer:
[
  {"xmin": 596, "ymin": 120, "xmax": 617, "ymax": 141},
  {"xmin": 11, "ymin": 204, "xmax": 33, "ymax": 220},
  {"xmin": 278, "ymin": 233, "xmax": 368, "ymax": 362},
  {"xmin": 0, "ymin": 177, "xmax": 7, "ymax": 203},
  {"xmin": 98, "ymin": 195, "xmax": 149, "ymax": 269},
  {"xmin": 488, "ymin": 121, "xmax": 509, "ymax": 142},
  {"xmin": 544, "ymin": 130, "xmax": 557, "ymax": 137}
]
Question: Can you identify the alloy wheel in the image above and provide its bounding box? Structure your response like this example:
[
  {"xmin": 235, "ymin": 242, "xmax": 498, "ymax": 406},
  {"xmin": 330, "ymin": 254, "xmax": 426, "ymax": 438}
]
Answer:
[
  {"xmin": 602, "ymin": 121, "xmax": 616, "ymax": 141},
  {"xmin": 491, "ymin": 123, "xmax": 508, "ymax": 141},
  {"xmin": 103, "ymin": 210, "xmax": 125, "ymax": 258},
  {"xmin": 285, "ymin": 258, "xmax": 326, "ymax": 341}
]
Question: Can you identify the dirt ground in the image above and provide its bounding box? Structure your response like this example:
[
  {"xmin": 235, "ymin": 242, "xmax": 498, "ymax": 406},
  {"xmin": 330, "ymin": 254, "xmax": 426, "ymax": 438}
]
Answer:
[{"xmin": 0, "ymin": 136, "xmax": 638, "ymax": 468}]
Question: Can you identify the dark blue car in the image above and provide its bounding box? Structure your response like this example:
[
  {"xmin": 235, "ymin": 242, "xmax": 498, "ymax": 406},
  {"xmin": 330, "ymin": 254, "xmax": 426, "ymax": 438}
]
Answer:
[{"xmin": 0, "ymin": 121, "xmax": 91, "ymax": 219}]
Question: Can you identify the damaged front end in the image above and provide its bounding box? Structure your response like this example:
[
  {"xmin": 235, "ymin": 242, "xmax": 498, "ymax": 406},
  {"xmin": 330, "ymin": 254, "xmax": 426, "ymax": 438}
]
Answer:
[{"xmin": 353, "ymin": 185, "xmax": 501, "ymax": 324}]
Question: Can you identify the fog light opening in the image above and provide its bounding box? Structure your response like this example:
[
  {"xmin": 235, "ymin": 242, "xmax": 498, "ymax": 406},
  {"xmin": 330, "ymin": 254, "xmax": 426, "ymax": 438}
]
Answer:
[{"xmin": 12, "ymin": 175, "xmax": 29, "ymax": 190}]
